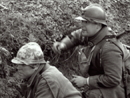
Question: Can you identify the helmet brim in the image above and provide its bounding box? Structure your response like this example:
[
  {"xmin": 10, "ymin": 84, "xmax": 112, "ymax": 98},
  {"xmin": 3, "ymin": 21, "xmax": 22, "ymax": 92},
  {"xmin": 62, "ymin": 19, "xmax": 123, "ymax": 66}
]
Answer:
[
  {"xmin": 94, "ymin": 19, "xmax": 107, "ymax": 25},
  {"xmin": 11, "ymin": 57, "xmax": 47, "ymax": 65},
  {"xmin": 75, "ymin": 16, "xmax": 107, "ymax": 25},
  {"xmin": 11, "ymin": 57, "xmax": 24, "ymax": 64},
  {"xmin": 75, "ymin": 16, "xmax": 86, "ymax": 21}
]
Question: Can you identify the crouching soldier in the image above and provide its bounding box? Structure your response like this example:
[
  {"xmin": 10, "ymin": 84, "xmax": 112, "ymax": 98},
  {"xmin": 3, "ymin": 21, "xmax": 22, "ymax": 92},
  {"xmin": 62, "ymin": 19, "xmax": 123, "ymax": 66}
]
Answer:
[
  {"xmin": 11, "ymin": 42, "xmax": 82, "ymax": 98},
  {"xmin": 53, "ymin": 4, "xmax": 125, "ymax": 98}
]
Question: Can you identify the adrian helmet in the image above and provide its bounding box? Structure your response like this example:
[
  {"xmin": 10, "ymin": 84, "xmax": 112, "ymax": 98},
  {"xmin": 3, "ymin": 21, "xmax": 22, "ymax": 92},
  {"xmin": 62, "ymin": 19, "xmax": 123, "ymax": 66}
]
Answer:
[
  {"xmin": 11, "ymin": 42, "xmax": 46, "ymax": 65},
  {"xmin": 75, "ymin": 4, "xmax": 107, "ymax": 25}
]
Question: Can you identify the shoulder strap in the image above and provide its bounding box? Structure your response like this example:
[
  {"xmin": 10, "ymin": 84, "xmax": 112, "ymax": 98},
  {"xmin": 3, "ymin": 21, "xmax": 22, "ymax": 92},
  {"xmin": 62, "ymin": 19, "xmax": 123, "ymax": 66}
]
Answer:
[
  {"xmin": 108, "ymin": 39, "xmax": 130, "ymax": 61},
  {"xmin": 92, "ymin": 38, "xmax": 130, "ymax": 65}
]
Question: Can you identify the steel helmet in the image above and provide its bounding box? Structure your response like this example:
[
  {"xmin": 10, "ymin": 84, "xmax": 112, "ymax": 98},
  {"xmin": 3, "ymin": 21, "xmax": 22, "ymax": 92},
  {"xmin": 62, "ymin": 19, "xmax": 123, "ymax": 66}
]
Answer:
[
  {"xmin": 11, "ymin": 42, "xmax": 46, "ymax": 65},
  {"xmin": 75, "ymin": 4, "xmax": 107, "ymax": 25}
]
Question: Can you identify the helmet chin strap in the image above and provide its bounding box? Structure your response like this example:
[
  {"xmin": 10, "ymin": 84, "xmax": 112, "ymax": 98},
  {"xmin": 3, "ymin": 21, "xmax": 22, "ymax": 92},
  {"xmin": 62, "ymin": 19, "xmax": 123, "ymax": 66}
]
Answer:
[
  {"xmin": 88, "ymin": 26, "xmax": 107, "ymax": 45},
  {"xmin": 96, "ymin": 24, "xmax": 103, "ymax": 33},
  {"xmin": 88, "ymin": 24, "xmax": 104, "ymax": 39}
]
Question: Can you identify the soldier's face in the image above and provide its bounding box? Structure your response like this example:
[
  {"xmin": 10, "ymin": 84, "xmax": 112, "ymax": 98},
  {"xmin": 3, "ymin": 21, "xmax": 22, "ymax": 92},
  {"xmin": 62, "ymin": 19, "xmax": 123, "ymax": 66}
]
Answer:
[
  {"xmin": 81, "ymin": 21, "xmax": 99, "ymax": 37},
  {"xmin": 17, "ymin": 64, "xmax": 35, "ymax": 79}
]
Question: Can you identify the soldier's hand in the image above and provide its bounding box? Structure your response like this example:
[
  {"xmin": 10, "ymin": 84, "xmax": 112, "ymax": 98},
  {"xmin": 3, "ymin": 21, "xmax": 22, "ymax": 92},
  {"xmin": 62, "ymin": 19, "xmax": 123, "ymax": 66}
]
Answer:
[
  {"xmin": 52, "ymin": 42, "xmax": 66, "ymax": 54},
  {"xmin": 71, "ymin": 75, "xmax": 87, "ymax": 88},
  {"xmin": 52, "ymin": 42, "xmax": 61, "ymax": 54}
]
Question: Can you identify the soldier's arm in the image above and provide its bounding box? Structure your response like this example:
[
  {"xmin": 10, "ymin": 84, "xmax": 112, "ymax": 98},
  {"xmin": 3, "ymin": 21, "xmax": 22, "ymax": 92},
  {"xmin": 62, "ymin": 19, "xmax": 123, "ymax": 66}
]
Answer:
[
  {"xmin": 53, "ymin": 29, "xmax": 83, "ymax": 53},
  {"xmin": 88, "ymin": 42, "xmax": 123, "ymax": 89}
]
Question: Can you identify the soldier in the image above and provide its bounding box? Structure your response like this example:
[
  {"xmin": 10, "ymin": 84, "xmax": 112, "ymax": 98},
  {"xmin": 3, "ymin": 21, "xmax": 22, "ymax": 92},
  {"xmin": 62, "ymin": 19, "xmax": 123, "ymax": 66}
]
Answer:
[
  {"xmin": 11, "ymin": 42, "xmax": 82, "ymax": 98},
  {"xmin": 53, "ymin": 4, "xmax": 125, "ymax": 98}
]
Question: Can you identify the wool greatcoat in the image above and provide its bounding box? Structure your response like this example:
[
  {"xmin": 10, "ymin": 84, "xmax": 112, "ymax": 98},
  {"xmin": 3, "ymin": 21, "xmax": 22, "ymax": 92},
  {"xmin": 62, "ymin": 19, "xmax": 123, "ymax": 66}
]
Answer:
[
  {"xmin": 20, "ymin": 63, "xmax": 82, "ymax": 98},
  {"xmin": 64, "ymin": 26, "xmax": 125, "ymax": 98}
]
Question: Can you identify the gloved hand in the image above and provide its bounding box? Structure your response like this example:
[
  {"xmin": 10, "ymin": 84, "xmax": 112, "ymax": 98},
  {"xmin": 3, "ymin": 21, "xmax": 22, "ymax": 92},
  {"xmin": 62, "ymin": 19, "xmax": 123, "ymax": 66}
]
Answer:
[
  {"xmin": 52, "ymin": 41, "xmax": 66, "ymax": 54},
  {"xmin": 71, "ymin": 75, "xmax": 87, "ymax": 88},
  {"xmin": 52, "ymin": 41, "xmax": 61, "ymax": 54}
]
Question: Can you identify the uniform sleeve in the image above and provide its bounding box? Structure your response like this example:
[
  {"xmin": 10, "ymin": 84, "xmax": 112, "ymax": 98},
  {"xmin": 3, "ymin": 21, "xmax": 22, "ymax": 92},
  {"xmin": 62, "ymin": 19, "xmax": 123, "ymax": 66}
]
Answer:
[
  {"xmin": 34, "ymin": 77, "xmax": 59, "ymax": 98},
  {"xmin": 70, "ymin": 29, "xmax": 82, "ymax": 40},
  {"xmin": 60, "ymin": 29, "xmax": 83, "ymax": 50},
  {"xmin": 89, "ymin": 42, "xmax": 123, "ymax": 89}
]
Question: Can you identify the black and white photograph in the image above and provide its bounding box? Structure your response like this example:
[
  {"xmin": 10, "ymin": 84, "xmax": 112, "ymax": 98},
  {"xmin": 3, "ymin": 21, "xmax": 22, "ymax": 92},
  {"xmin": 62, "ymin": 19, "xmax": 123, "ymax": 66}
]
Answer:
[{"xmin": 0, "ymin": 0, "xmax": 130, "ymax": 98}]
